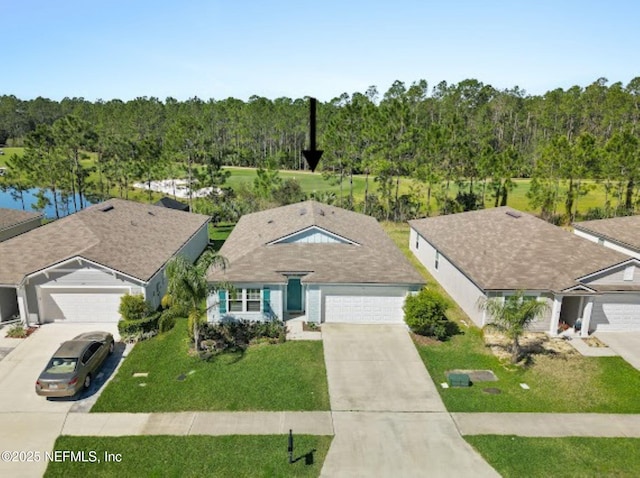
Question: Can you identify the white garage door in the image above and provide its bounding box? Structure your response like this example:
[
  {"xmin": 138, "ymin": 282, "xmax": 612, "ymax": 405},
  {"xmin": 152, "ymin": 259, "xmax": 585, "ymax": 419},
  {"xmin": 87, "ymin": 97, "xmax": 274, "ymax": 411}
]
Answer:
[
  {"xmin": 324, "ymin": 294, "xmax": 406, "ymax": 324},
  {"xmin": 593, "ymin": 294, "xmax": 640, "ymax": 331},
  {"xmin": 39, "ymin": 287, "xmax": 130, "ymax": 322}
]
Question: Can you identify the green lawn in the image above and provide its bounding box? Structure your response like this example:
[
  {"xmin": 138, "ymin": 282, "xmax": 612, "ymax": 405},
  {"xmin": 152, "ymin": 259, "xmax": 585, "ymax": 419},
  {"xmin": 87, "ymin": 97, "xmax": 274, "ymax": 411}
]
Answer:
[
  {"xmin": 209, "ymin": 222, "xmax": 234, "ymax": 250},
  {"xmin": 92, "ymin": 319, "xmax": 330, "ymax": 412},
  {"xmin": 466, "ymin": 436, "xmax": 640, "ymax": 478},
  {"xmin": 45, "ymin": 435, "xmax": 332, "ymax": 478},
  {"xmin": 384, "ymin": 222, "xmax": 640, "ymax": 413}
]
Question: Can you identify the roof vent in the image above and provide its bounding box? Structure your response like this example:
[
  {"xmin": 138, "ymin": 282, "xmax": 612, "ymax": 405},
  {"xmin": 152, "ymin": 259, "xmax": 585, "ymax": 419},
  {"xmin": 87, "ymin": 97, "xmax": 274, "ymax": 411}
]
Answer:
[
  {"xmin": 148, "ymin": 211, "xmax": 155, "ymax": 216},
  {"xmin": 299, "ymin": 208, "xmax": 307, "ymax": 216},
  {"xmin": 319, "ymin": 209, "xmax": 325, "ymax": 216},
  {"xmin": 267, "ymin": 219, "xmax": 274, "ymax": 224},
  {"xmin": 100, "ymin": 205, "xmax": 114, "ymax": 212},
  {"xmin": 505, "ymin": 210, "xmax": 521, "ymax": 219}
]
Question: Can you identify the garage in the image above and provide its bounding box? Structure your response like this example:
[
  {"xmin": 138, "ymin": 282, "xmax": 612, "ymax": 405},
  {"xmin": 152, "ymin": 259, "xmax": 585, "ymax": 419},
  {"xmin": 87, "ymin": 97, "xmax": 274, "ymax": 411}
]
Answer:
[
  {"xmin": 37, "ymin": 287, "xmax": 131, "ymax": 322},
  {"xmin": 592, "ymin": 294, "xmax": 640, "ymax": 331},
  {"xmin": 324, "ymin": 292, "xmax": 406, "ymax": 324}
]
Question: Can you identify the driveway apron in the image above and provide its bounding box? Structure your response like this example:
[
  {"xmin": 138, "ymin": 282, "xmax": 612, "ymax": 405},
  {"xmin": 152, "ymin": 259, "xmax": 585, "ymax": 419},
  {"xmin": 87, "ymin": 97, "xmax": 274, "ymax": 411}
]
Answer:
[
  {"xmin": 320, "ymin": 324, "xmax": 498, "ymax": 477},
  {"xmin": 595, "ymin": 331, "xmax": 640, "ymax": 371}
]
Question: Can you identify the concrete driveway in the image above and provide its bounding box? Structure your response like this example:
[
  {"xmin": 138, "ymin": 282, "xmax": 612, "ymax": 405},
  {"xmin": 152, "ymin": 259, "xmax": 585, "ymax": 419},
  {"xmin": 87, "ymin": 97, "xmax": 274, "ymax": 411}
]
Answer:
[
  {"xmin": 0, "ymin": 322, "xmax": 121, "ymax": 478},
  {"xmin": 596, "ymin": 331, "xmax": 640, "ymax": 371},
  {"xmin": 320, "ymin": 324, "xmax": 498, "ymax": 477}
]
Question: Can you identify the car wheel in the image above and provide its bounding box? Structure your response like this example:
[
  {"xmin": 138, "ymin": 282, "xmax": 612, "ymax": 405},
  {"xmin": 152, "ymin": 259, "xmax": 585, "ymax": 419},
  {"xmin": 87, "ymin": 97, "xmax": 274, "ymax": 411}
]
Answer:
[
  {"xmin": 109, "ymin": 341, "xmax": 114, "ymax": 355},
  {"xmin": 84, "ymin": 374, "xmax": 91, "ymax": 390}
]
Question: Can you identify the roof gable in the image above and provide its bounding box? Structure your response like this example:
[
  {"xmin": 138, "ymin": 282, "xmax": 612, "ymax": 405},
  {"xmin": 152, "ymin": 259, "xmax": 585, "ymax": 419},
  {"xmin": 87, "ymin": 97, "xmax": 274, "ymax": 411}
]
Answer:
[
  {"xmin": 573, "ymin": 215, "xmax": 640, "ymax": 253},
  {"xmin": 268, "ymin": 225, "xmax": 358, "ymax": 245}
]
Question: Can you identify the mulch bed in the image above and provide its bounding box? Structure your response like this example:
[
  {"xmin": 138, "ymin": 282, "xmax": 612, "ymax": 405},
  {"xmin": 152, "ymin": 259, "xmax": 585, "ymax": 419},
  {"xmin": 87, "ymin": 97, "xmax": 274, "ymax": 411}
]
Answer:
[
  {"xmin": 4, "ymin": 326, "xmax": 38, "ymax": 339},
  {"xmin": 302, "ymin": 323, "xmax": 321, "ymax": 332},
  {"xmin": 411, "ymin": 333, "xmax": 440, "ymax": 346}
]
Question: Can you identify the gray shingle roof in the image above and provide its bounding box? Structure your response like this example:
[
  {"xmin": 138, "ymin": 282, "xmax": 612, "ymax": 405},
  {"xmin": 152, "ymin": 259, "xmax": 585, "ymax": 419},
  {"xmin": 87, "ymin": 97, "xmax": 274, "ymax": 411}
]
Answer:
[
  {"xmin": 208, "ymin": 201, "xmax": 424, "ymax": 285},
  {"xmin": 0, "ymin": 208, "xmax": 42, "ymax": 232},
  {"xmin": 573, "ymin": 215, "xmax": 640, "ymax": 253},
  {"xmin": 409, "ymin": 207, "xmax": 631, "ymax": 292},
  {"xmin": 0, "ymin": 199, "xmax": 210, "ymax": 285}
]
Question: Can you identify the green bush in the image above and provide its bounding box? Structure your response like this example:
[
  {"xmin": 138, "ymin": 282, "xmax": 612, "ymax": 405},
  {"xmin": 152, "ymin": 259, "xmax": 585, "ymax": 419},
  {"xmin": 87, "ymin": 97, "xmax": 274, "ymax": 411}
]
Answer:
[
  {"xmin": 5, "ymin": 324, "xmax": 27, "ymax": 338},
  {"xmin": 404, "ymin": 288, "xmax": 458, "ymax": 340},
  {"xmin": 118, "ymin": 294, "xmax": 151, "ymax": 321},
  {"xmin": 118, "ymin": 311, "xmax": 161, "ymax": 340},
  {"xmin": 199, "ymin": 319, "xmax": 286, "ymax": 356},
  {"xmin": 158, "ymin": 309, "xmax": 178, "ymax": 333}
]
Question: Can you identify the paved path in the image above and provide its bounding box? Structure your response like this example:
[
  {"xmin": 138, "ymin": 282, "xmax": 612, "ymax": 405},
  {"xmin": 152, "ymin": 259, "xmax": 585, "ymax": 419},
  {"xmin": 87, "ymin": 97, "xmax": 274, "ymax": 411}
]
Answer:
[
  {"xmin": 320, "ymin": 324, "xmax": 498, "ymax": 478},
  {"xmin": 453, "ymin": 413, "xmax": 640, "ymax": 437}
]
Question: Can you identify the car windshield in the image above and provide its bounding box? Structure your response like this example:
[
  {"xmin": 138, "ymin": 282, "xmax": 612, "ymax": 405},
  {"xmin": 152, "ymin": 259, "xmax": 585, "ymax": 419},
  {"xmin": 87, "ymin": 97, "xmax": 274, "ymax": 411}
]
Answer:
[{"xmin": 45, "ymin": 358, "xmax": 77, "ymax": 374}]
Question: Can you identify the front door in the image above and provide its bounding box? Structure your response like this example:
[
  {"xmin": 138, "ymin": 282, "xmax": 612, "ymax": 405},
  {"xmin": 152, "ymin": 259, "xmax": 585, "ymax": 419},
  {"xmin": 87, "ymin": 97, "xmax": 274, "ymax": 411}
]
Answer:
[{"xmin": 287, "ymin": 278, "xmax": 303, "ymax": 311}]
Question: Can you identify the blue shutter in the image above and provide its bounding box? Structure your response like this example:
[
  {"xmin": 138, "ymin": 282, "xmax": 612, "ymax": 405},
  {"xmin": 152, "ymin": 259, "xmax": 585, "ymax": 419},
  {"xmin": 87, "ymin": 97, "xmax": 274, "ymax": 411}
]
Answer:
[
  {"xmin": 218, "ymin": 290, "xmax": 227, "ymax": 314},
  {"xmin": 262, "ymin": 288, "xmax": 271, "ymax": 317}
]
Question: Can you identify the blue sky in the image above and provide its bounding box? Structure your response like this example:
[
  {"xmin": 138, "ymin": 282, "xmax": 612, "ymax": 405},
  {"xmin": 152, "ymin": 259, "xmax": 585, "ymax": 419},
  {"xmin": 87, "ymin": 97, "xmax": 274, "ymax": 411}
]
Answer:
[{"xmin": 2, "ymin": 0, "xmax": 639, "ymax": 101}]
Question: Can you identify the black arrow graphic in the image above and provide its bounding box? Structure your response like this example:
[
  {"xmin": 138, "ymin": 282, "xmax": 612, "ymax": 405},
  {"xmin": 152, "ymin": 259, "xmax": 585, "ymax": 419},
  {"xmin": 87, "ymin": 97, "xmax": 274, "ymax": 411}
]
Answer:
[{"xmin": 303, "ymin": 97, "xmax": 323, "ymax": 172}]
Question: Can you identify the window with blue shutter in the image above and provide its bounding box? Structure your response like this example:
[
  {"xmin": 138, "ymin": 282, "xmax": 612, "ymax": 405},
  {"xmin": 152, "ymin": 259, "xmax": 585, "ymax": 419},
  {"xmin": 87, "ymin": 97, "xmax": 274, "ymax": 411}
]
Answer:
[{"xmin": 218, "ymin": 290, "xmax": 227, "ymax": 314}]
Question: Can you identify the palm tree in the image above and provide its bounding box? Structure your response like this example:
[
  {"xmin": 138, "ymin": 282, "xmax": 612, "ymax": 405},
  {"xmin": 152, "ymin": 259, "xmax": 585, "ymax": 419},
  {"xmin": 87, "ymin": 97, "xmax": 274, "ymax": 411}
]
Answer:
[
  {"xmin": 478, "ymin": 290, "xmax": 549, "ymax": 364},
  {"xmin": 164, "ymin": 250, "xmax": 228, "ymax": 352}
]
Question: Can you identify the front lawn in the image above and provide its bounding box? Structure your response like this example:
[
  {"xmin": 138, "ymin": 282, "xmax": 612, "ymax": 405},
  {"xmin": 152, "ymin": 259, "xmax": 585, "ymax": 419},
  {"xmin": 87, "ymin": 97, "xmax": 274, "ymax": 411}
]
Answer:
[
  {"xmin": 466, "ymin": 435, "xmax": 640, "ymax": 478},
  {"xmin": 385, "ymin": 222, "xmax": 640, "ymax": 413},
  {"xmin": 414, "ymin": 327, "xmax": 640, "ymax": 413},
  {"xmin": 45, "ymin": 435, "xmax": 333, "ymax": 478},
  {"xmin": 92, "ymin": 319, "xmax": 330, "ymax": 412}
]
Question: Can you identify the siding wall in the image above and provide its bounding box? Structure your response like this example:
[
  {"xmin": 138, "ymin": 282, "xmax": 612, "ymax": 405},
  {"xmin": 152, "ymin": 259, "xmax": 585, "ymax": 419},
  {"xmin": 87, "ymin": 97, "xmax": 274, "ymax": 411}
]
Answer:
[
  {"xmin": 410, "ymin": 228, "xmax": 487, "ymax": 326},
  {"xmin": 306, "ymin": 285, "xmax": 321, "ymax": 323},
  {"xmin": 574, "ymin": 229, "xmax": 639, "ymax": 259},
  {"xmin": 583, "ymin": 265, "xmax": 640, "ymax": 286},
  {"xmin": 277, "ymin": 228, "xmax": 346, "ymax": 244}
]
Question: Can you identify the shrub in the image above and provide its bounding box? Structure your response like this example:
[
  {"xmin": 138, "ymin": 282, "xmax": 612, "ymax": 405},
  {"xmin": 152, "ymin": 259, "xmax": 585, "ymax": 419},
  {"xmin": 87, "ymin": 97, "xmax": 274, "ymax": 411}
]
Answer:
[
  {"xmin": 118, "ymin": 311, "xmax": 162, "ymax": 342},
  {"xmin": 5, "ymin": 324, "xmax": 27, "ymax": 338},
  {"xmin": 199, "ymin": 319, "xmax": 286, "ymax": 356},
  {"xmin": 404, "ymin": 288, "xmax": 457, "ymax": 340},
  {"xmin": 118, "ymin": 294, "xmax": 151, "ymax": 321},
  {"xmin": 158, "ymin": 308, "xmax": 179, "ymax": 333}
]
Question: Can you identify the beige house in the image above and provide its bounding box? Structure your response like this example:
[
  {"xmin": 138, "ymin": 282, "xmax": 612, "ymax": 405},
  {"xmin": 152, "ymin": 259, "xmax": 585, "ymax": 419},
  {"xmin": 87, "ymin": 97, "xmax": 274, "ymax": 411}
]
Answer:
[
  {"xmin": 0, "ymin": 199, "xmax": 209, "ymax": 325},
  {"xmin": 207, "ymin": 201, "xmax": 424, "ymax": 324},
  {"xmin": 409, "ymin": 207, "xmax": 640, "ymax": 335}
]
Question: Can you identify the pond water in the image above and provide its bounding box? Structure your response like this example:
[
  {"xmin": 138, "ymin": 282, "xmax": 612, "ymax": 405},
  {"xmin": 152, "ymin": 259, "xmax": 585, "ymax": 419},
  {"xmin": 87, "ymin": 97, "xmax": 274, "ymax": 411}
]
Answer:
[{"xmin": 0, "ymin": 187, "xmax": 95, "ymax": 218}]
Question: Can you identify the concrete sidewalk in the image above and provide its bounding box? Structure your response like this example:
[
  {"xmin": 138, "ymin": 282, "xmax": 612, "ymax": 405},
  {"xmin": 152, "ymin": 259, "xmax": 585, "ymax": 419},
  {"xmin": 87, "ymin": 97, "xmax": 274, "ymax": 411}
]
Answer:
[
  {"xmin": 452, "ymin": 413, "xmax": 640, "ymax": 437},
  {"xmin": 61, "ymin": 411, "xmax": 334, "ymax": 436}
]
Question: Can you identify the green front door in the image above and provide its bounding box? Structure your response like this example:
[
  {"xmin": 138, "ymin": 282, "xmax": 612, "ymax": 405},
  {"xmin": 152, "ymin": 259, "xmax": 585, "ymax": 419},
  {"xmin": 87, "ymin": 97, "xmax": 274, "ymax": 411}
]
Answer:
[{"xmin": 287, "ymin": 278, "xmax": 303, "ymax": 311}]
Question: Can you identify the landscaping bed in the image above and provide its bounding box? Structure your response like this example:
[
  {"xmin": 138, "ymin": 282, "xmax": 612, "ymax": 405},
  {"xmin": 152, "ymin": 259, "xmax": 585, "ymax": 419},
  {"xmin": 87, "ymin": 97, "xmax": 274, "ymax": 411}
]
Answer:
[
  {"xmin": 466, "ymin": 435, "xmax": 640, "ymax": 478},
  {"xmin": 44, "ymin": 435, "xmax": 333, "ymax": 477},
  {"xmin": 92, "ymin": 319, "xmax": 330, "ymax": 412}
]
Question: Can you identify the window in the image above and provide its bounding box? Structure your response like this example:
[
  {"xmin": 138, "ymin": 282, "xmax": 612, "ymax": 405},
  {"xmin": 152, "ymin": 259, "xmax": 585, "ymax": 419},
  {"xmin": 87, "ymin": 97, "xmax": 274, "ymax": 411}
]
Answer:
[
  {"xmin": 415, "ymin": 234, "xmax": 419, "ymax": 249},
  {"xmin": 435, "ymin": 251, "xmax": 440, "ymax": 270},
  {"xmin": 228, "ymin": 288, "xmax": 262, "ymax": 312},
  {"xmin": 247, "ymin": 289, "xmax": 261, "ymax": 312}
]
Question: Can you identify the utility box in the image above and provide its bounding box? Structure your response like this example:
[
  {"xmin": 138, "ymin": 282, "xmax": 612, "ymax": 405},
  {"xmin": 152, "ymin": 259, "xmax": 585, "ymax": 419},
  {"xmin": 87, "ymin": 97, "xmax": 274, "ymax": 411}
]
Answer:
[{"xmin": 448, "ymin": 373, "xmax": 471, "ymax": 387}]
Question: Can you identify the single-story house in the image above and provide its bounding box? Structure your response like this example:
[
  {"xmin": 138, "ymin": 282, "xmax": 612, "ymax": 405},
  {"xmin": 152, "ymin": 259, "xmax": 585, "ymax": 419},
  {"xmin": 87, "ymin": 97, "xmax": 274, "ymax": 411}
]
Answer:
[
  {"xmin": 154, "ymin": 196, "xmax": 190, "ymax": 212},
  {"xmin": 0, "ymin": 199, "xmax": 209, "ymax": 325},
  {"xmin": 409, "ymin": 207, "xmax": 640, "ymax": 335},
  {"xmin": 573, "ymin": 215, "xmax": 640, "ymax": 259},
  {"xmin": 0, "ymin": 208, "xmax": 43, "ymax": 242},
  {"xmin": 207, "ymin": 201, "xmax": 424, "ymax": 324}
]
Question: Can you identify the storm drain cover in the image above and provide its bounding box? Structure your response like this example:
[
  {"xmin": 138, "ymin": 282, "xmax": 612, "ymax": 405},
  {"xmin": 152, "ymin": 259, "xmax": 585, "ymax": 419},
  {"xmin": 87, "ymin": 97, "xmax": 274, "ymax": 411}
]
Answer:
[{"xmin": 176, "ymin": 373, "xmax": 187, "ymax": 382}]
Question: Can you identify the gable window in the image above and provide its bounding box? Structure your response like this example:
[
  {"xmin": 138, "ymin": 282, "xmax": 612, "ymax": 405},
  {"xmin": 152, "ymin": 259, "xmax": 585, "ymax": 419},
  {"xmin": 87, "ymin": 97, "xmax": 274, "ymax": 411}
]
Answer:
[
  {"xmin": 624, "ymin": 265, "xmax": 635, "ymax": 282},
  {"xmin": 415, "ymin": 235, "xmax": 419, "ymax": 249},
  {"xmin": 228, "ymin": 288, "xmax": 262, "ymax": 312},
  {"xmin": 435, "ymin": 251, "xmax": 440, "ymax": 270}
]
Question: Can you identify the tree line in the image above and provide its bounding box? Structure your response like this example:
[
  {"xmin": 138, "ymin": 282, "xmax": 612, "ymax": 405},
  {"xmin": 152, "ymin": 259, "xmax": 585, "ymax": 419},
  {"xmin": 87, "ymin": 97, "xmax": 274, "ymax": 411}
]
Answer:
[{"xmin": 1, "ymin": 76, "xmax": 639, "ymax": 222}]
